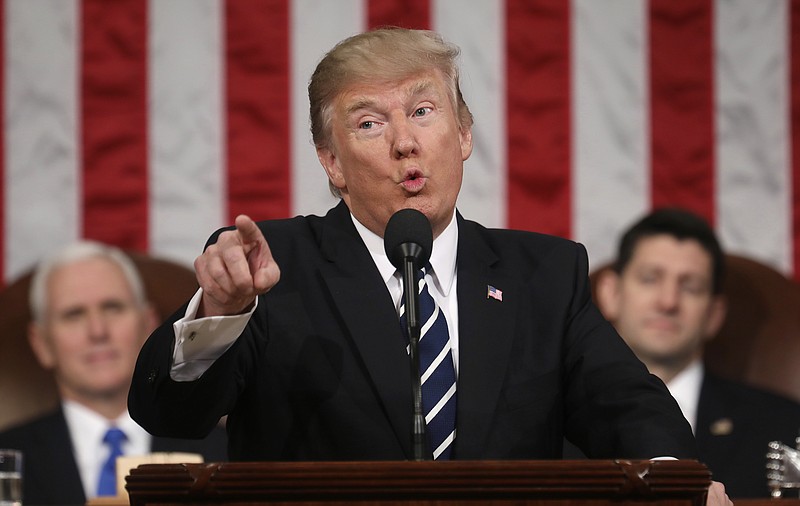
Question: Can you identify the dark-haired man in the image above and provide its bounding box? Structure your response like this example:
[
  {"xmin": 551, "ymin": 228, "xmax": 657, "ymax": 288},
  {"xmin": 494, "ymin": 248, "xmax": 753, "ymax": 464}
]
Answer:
[{"xmin": 595, "ymin": 207, "xmax": 800, "ymax": 497}]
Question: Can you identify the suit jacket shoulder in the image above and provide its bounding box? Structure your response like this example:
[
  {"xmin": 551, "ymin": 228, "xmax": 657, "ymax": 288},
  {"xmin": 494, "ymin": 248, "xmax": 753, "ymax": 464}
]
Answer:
[{"xmin": 0, "ymin": 410, "xmax": 86, "ymax": 505}]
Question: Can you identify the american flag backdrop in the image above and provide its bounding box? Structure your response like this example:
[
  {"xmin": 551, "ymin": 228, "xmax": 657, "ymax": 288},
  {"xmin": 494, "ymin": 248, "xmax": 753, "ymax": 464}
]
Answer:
[{"xmin": 2, "ymin": 0, "xmax": 800, "ymax": 285}]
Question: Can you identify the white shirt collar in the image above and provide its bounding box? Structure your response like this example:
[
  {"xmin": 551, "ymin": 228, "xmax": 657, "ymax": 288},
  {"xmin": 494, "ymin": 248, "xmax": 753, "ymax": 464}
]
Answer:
[
  {"xmin": 351, "ymin": 210, "xmax": 458, "ymax": 297},
  {"xmin": 663, "ymin": 359, "xmax": 703, "ymax": 434}
]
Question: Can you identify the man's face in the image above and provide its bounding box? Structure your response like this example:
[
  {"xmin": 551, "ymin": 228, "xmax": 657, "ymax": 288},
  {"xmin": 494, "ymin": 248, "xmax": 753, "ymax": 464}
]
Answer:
[
  {"xmin": 29, "ymin": 257, "xmax": 156, "ymax": 404},
  {"xmin": 601, "ymin": 235, "xmax": 726, "ymax": 370},
  {"xmin": 316, "ymin": 68, "xmax": 473, "ymax": 238}
]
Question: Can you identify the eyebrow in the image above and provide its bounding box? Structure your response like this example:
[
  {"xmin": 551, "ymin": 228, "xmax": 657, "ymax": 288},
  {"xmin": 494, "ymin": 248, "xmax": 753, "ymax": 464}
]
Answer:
[{"xmin": 343, "ymin": 79, "xmax": 436, "ymax": 117}]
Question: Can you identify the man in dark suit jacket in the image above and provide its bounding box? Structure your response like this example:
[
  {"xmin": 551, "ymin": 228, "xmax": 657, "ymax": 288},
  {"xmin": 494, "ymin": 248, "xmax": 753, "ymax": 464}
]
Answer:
[
  {"xmin": 0, "ymin": 408, "xmax": 226, "ymax": 506},
  {"xmin": 128, "ymin": 27, "xmax": 729, "ymax": 505},
  {"xmin": 696, "ymin": 374, "xmax": 800, "ymax": 498},
  {"xmin": 594, "ymin": 207, "xmax": 800, "ymax": 497},
  {"xmin": 0, "ymin": 241, "xmax": 226, "ymax": 506},
  {"xmin": 130, "ymin": 200, "xmax": 694, "ymax": 461}
]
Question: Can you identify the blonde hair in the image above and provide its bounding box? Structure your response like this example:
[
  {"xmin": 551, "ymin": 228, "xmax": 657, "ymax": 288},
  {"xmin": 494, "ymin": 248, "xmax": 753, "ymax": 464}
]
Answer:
[
  {"xmin": 308, "ymin": 27, "xmax": 474, "ymax": 197},
  {"xmin": 29, "ymin": 241, "xmax": 146, "ymax": 323}
]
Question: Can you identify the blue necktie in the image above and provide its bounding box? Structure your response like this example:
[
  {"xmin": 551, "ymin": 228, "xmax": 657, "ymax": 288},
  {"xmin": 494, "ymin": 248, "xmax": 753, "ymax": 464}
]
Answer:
[
  {"xmin": 97, "ymin": 427, "xmax": 127, "ymax": 496},
  {"xmin": 400, "ymin": 265, "xmax": 457, "ymax": 460}
]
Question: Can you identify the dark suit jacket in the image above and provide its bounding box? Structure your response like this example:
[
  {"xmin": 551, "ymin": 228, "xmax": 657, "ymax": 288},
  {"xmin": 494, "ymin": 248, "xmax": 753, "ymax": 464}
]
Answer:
[
  {"xmin": 0, "ymin": 408, "xmax": 227, "ymax": 506},
  {"xmin": 563, "ymin": 371, "xmax": 800, "ymax": 498},
  {"xmin": 129, "ymin": 201, "xmax": 696, "ymax": 461},
  {"xmin": 696, "ymin": 373, "xmax": 800, "ymax": 498}
]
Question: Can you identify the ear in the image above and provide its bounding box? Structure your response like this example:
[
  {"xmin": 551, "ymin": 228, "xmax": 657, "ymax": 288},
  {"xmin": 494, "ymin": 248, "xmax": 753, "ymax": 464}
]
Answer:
[
  {"xmin": 595, "ymin": 269, "xmax": 621, "ymax": 321},
  {"xmin": 317, "ymin": 146, "xmax": 346, "ymax": 191},
  {"xmin": 460, "ymin": 126, "xmax": 473, "ymax": 161},
  {"xmin": 703, "ymin": 294, "xmax": 728, "ymax": 342},
  {"xmin": 28, "ymin": 322, "xmax": 56, "ymax": 370}
]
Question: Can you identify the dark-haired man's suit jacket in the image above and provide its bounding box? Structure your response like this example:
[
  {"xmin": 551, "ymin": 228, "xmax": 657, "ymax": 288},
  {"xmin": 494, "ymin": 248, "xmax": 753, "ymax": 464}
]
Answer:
[
  {"xmin": 129, "ymin": 200, "xmax": 696, "ymax": 462},
  {"xmin": 696, "ymin": 373, "xmax": 800, "ymax": 498},
  {"xmin": 0, "ymin": 409, "xmax": 227, "ymax": 506}
]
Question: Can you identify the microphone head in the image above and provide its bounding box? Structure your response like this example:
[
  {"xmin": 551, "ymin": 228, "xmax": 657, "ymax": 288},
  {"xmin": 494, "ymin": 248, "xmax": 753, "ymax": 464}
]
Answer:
[{"xmin": 383, "ymin": 208, "xmax": 433, "ymax": 270}]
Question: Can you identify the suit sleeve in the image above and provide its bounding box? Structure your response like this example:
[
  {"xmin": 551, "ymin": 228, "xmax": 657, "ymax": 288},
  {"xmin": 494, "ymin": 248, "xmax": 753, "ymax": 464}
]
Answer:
[
  {"xmin": 128, "ymin": 225, "xmax": 263, "ymax": 439},
  {"xmin": 560, "ymin": 243, "xmax": 697, "ymax": 459},
  {"xmin": 129, "ymin": 298, "xmax": 270, "ymax": 439}
]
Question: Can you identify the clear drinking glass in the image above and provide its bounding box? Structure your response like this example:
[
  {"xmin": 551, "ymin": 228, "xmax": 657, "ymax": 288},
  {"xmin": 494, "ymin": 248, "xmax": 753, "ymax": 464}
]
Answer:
[
  {"xmin": 767, "ymin": 439, "xmax": 800, "ymax": 498},
  {"xmin": 0, "ymin": 450, "xmax": 22, "ymax": 506}
]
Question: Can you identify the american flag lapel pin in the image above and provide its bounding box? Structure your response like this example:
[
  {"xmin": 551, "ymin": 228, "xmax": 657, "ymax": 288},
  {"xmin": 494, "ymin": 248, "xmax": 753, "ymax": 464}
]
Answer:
[{"xmin": 487, "ymin": 285, "xmax": 503, "ymax": 301}]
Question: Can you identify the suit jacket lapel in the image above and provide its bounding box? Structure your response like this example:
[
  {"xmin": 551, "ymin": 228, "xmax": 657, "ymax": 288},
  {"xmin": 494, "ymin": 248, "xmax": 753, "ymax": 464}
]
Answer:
[
  {"xmin": 453, "ymin": 215, "xmax": 518, "ymax": 458},
  {"xmin": 319, "ymin": 202, "xmax": 414, "ymax": 458},
  {"xmin": 41, "ymin": 411, "xmax": 87, "ymax": 505},
  {"xmin": 696, "ymin": 374, "xmax": 739, "ymax": 462},
  {"xmin": 316, "ymin": 205, "xmax": 519, "ymax": 459}
]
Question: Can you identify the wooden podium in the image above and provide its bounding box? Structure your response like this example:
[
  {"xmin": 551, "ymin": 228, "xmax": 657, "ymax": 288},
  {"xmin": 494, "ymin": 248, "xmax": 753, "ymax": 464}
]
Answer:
[{"xmin": 126, "ymin": 459, "xmax": 712, "ymax": 506}]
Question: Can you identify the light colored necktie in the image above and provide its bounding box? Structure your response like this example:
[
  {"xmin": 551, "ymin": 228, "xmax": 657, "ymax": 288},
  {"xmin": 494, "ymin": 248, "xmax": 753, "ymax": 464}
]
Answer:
[
  {"xmin": 96, "ymin": 427, "xmax": 127, "ymax": 496},
  {"xmin": 400, "ymin": 265, "xmax": 457, "ymax": 459}
]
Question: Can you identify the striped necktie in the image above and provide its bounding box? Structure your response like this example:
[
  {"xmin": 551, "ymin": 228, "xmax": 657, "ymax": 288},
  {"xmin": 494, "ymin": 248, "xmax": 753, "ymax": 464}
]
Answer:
[
  {"xmin": 399, "ymin": 265, "xmax": 457, "ymax": 460},
  {"xmin": 96, "ymin": 427, "xmax": 127, "ymax": 496}
]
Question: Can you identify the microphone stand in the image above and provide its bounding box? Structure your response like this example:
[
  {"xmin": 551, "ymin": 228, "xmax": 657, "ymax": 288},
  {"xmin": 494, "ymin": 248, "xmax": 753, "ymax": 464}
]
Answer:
[{"xmin": 401, "ymin": 256, "xmax": 428, "ymax": 461}]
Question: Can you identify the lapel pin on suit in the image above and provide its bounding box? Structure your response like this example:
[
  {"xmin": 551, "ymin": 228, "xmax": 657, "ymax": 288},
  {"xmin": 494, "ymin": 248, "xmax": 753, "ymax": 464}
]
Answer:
[
  {"xmin": 487, "ymin": 285, "xmax": 503, "ymax": 301},
  {"xmin": 709, "ymin": 417, "xmax": 734, "ymax": 436}
]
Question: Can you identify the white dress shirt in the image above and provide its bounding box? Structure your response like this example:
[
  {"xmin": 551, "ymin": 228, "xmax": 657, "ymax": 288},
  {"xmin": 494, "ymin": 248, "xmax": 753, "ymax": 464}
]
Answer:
[
  {"xmin": 62, "ymin": 400, "xmax": 151, "ymax": 499},
  {"xmin": 353, "ymin": 211, "xmax": 460, "ymax": 374},
  {"xmin": 663, "ymin": 359, "xmax": 703, "ymax": 434}
]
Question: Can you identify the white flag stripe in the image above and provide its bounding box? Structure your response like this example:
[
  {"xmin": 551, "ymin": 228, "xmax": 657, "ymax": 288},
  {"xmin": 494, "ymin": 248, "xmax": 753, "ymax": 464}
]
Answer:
[
  {"xmin": 573, "ymin": 0, "xmax": 649, "ymax": 270},
  {"xmin": 435, "ymin": 0, "xmax": 506, "ymax": 229},
  {"xmin": 290, "ymin": 0, "xmax": 362, "ymax": 218},
  {"xmin": 149, "ymin": 0, "xmax": 225, "ymax": 266},
  {"xmin": 715, "ymin": 0, "xmax": 791, "ymax": 273},
  {"xmin": 5, "ymin": 0, "xmax": 80, "ymax": 281}
]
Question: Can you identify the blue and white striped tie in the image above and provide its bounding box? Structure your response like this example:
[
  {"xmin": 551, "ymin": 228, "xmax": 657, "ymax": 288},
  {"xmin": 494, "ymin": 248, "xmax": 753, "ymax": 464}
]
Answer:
[{"xmin": 400, "ymin": 265, "xmax": 457, "ymax": 460}]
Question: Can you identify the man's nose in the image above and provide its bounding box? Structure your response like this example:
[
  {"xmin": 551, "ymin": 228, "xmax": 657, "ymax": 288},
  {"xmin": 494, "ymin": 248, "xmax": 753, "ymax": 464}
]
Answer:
[
  {"xmin": 86, "ymin": 311, "xmax": 110, "ymax": 340},
  {"xmin": 390, "ymin": 114, "xmax": 418, "ymax": 158},
  {"xmin": 656, "ymin": 281, "xmax": 681, "ymax": 310}
]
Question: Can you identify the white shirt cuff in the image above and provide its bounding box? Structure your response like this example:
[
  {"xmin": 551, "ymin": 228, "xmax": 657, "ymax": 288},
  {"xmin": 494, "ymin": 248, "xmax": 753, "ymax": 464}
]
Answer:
[{"xmin": 169, "ymin": 288, "xmax": 257, "ymax": 381}]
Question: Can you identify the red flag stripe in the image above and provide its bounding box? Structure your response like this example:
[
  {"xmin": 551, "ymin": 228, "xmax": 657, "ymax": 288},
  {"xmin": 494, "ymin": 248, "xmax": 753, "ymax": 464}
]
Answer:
[
  {"xmin": 368, "ymin": 0, "xmax": 431, "ymax": 30},
  {"xmin": 792, "ymin": 0, "xmax": 800, "ymax": 278},
  {"xmin": 81, "ymin": 0, "xmax": 149, "ymax": 250},
  {"xmin": 0, "ymin": 0, "xmax": 5, "ymax": 283},
  {"xmin": 649, "ymin": 0, "xmax": 715, "ymax": 224},
  {"xmin": 225, "ymin": 0, "xmax": 291, "ymax": 223},
  {"xmin": 506, "ymin": 0, "xmax": 572, "ymax": 237}
]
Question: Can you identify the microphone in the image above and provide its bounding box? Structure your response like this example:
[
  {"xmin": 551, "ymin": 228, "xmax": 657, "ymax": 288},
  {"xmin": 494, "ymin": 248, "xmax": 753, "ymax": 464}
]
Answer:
[{"xmin": 384, "ymin": 208, "xmax": 433, "ymax": 461}]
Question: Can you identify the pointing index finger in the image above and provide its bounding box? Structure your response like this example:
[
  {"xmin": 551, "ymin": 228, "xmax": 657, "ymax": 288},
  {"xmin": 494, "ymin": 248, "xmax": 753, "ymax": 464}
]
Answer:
[{"xmin": 234, "ymin": 214, "xmax": 265, "ymax": 246}]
